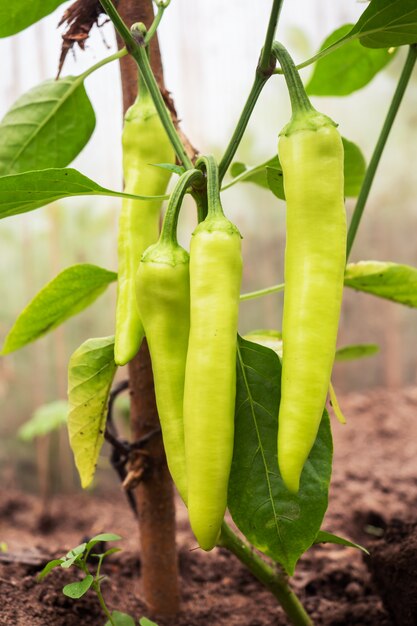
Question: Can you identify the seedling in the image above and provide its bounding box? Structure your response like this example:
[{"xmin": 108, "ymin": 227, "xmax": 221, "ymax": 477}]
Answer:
[{"xmin": 37, "ymin": 532, "xmax": 140, "ymax": 626}]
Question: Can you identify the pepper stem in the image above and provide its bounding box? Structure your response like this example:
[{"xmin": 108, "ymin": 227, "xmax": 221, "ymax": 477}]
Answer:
[
  {"xmin": 272, "ymin": 42, "xmax": 314, "ymax": 116},
  {"xmin": 196, "ymin": 155, "xmax": 224, "ymax": 218},
  {"xmin": 159, "ymin": 169, "xmax": 204, "ymax": 246}
]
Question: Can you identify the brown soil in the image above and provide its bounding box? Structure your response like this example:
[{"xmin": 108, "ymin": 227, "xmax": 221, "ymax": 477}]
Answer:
[{"xmin": 2, "ymin": 387, "xmax": 417, "ymax": 626}]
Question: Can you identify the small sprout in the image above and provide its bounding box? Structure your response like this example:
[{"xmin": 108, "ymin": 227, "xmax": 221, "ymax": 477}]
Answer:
[{"xmin": 38, "ymin": 533, "xmax": 126, "ymax": 623}]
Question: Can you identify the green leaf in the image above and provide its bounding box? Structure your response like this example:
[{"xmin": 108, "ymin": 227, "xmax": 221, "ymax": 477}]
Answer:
[
  {"xmin": 342, "ymin": 138, "xmax": 366, "ymax": 198},
  {"xmin": 0, "ymin": 168, "xmax": 166, "ymax": 219},
  {"xmin": 335, "ymin": 343, "xmax": 379, "ymax": 361},
  {"xmin": 315, "ymin": 530, "xmax": 369, "ymax": 555},
  {"xmin": 152, "ymin": 163, "xmax": 185, "ymax": 176},
  {"xmin": 243, "ymin": 329, "xmax": 283, "ymax": 359},
  {"xmin": 228, "ymin": 336, "xmax": 332, "ymax": 575},
  {"xmin": 105, "ymin": 612, "xmax": 136, "ymax": 626},
  {"xmin": 85, "ymin": 533, "xmax": 122, "ymax": 554},
  {"xmin": 88, "ymin": 533, "xmax": 122, "ymax": 545},
  {"xmin": 350, "ymin": 0, "xmax": 417, "ymax": 48},
  {"xmin": 266, "ymin": 167, "xmax": 285, "ymax": 200},
  {"xmin": 63, "ymin": 575, "xmax": 94, "ymax": 599},
  {"xmin": 0, "ymin": 78, "xmax": 95, "ymax": 175},
  {"xmin": 229, "ymin": 157, "xmax": 280, "ymax": 189},
  {"xmin": 105, "ymin": 613, "xmax": 137, "ymax": 626},
  {"xmin": 344, "ymin": 261, "xmax": 417, "ymax": 307},
  {"xmin": 231, "ymin": 136, "xmax": 365, "ymax": 201},
  {"xmin": 0, "ymin": 1, "xmax": 66, "ymax": 37},
  {"xmin": 2, "ymin": 264, "xmax": 117, "ymax": 354},
  {"xmin": 37, "ymin": 559, "xmax": 64, "ymax": 581},
  {"xmin": 65, "ymin": 543, "xmax": 87, "ymax": 560},
  {"xmin": 139, "ymin": 619, "xmax": 159, "ymax": 626},
  {"xmin": 68, "ymin": 336, "xmax": 117, "ymax": 489},
  {"xmin": 18, "ymin": 400, "xmax": 68, "ymax": 441},
  {"xmin": 306, "ymin": 24, "xmax": 396, "ymax": 97}
]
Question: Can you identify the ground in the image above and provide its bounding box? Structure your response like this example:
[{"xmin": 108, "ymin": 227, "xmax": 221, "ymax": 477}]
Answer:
[{"xmin": 1, "ymin": 387, "xmax": 417, "ymax": 625}]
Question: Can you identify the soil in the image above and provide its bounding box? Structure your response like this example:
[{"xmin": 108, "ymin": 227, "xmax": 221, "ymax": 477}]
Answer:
[{"xmin": 2, "ymin": 386, "xmax": 417, "ymax": 626}]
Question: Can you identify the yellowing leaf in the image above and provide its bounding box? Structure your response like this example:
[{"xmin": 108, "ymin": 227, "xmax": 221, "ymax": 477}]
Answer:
[{"xmin": 68, "ymin": 336, "xmax": 117, "ymax": 488}]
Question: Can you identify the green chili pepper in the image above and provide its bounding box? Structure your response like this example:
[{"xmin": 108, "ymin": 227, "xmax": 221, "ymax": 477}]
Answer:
[
  {"xmin": 114, "ymin": 73, "xmax": 175, "ymax": 366},
  {"xmin": 274, "ymin": 43, "xmax": 346, "ymax": 493},
  {"xmin": 183, "ymin": 155, "xmax": 243, "ymax": 551},
  {"xmin": 136, "ymin": 168, "xmax": 204, "ymax": 502}
]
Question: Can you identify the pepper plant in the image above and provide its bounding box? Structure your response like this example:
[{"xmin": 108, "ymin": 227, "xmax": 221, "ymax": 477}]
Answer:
[{"xmin": 1, "ymin": 1, "xmax": 417, "ymax": 625}]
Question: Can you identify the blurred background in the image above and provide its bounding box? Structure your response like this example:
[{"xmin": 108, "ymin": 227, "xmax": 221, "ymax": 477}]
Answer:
[{"xmin": 1, "ymin": 0, "xmax": 417, "ymax": 493}]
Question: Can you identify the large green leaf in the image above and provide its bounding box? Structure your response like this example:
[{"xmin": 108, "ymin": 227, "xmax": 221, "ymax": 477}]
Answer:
[
  {"xmin": 0, "ymin": 168, "xmax": 165, "ymax": 219},
  {"xmin": 0, "ymin": 0, "xmax": 66, "ymax": 37},
  {"xmin": 68, "ymin": 336, "xmax": 117, "ymax": 489},
  {"xmin": 2, "ymin": 264, "xmax": 117, "ymax": 354},
  {"xmin": 0, "ymin": 77, "xmax": 95, "ymax": 175},
  {"xmin": 345, "ymin": 261, "xmax": 417, "ymax": 307},
  {"xmin": 18, "ymin": 400, "xmax": 68, "ymax": 441},
  {"xmin": 230, "ymin": 137, "xmax": 365, "ymax": 200},
  {"xmin": 307, "ymin": 24, "xmax": 395, "ymax": 97},
  {"xmin": 350, "ymin": 0, "xmax": 417, "ymax": 48},
  {"xmin": 228, "ymin": 336, "xmax": 332, "ymax": 575}
]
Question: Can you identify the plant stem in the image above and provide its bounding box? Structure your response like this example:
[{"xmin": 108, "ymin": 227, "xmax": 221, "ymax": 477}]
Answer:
[
  {"xmin": 219, "ymin": 0, "xmax": 285, "ymax": 181},
  {"xmin": 81, "ymin": 48, "xmax": 128, "ymax": 80},
  {"xmin": 219, "ymin": 74, "xmax": 269, "ymax": 181},
  {"xmin": 259, "ymin": 0, "xmax": 285, "ymax": 72},
  {"xmin": 346, "ymin": 44, "xmax": 417, "ymax": 259},
  {"xmin": 145, "ymin": 1, "xmax": 168, "ymax": 43},
  {"xmin": 219, "ymin": 523, "xmax": 312, "ymax": 626},
  {"xmin": 93, "ymin": 581, "xmax": 115, "ymax": 625},
  {"xmin": 99, "ymin": 0, "xmax": 193, "ymax": 169},
  {"xmin": 240, "ymin": 282, "xmax": 285, "ymax": 301},
  {"xmin": 159, "ymin": 168, "xmax": 203, "ymax": 244},
  {"xmin": 272, "ymin": 42, "xmax": 313, "ymax": 115}
]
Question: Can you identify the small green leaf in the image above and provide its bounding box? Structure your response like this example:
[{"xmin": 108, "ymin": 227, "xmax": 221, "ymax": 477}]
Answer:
[
  {"xmin": 18, "ymin": 400, "xmax": 68, "ymax": 441},
  {"xmin": 228, "ymin": 336, "xmax": 332, "ymax": 575},
  {"xmin": 0, "ymin": 1, "xmax": 66, "ymax": 37},
  {"xmin": 266, "ymin": 167, "xmax": 285, "ymax": 200},
  {"xmin": 92, "ymin": 548, "xmax": 121, "ymax": 559},
  {"xmin": 0, "ymin": 168, "xmax": 166, "ymax": 220},
  {"xmin": 335, "ymin": 344, "xmax": 379, "ymax": 361},
  {"xmin": 37, "ymin": 559, "xmax": 64, "ymax": 581},
  {"xmin": 350, "ymin": 0, "xmax": 417, "ymax": 48},
  {"xmin": 65, "ymin": 543, "xmax": 87, "ymax": 560},
  {"xmin": 68, "ymin": 337, "xmax": 117, "ymax": 489},
  {"xmin": 63, "ymin": 575, "xmax": 94, "ymax": 599},
  {"xmin": 152, "ymin": 163, "xmax": 185, "ymax": 176},
  {"xmin": 344, "ymin": 261, "xmax": 417, "ymax": 307},
  {"xmin": 0, "ymin": 78, "xmax": 95, "ymax": 175},
  {"xmin": 105, "ymin": 612, "xmax": 136, "ymax": 626},
  {"xmin": 2, "ymin": 264, "xmax": 117, "ymax": 354},
  {"xmin": 342, "ymin": 138, "xmax": 366, "ymax": 198},
  {"xmin": 139, "ymin": 618, "xmax": 159, "ymax": 626},
  {"xmin": 227, "ymin": 157, "xmax": 280, "ymax": 190},
  {"xmin": 88, "ymin": 533, "xmax": 122, "ymax": 545},
  {"xmin": 60, "ymin": 555, "xmax": 82, "ymax": 569},
  {"xmin": 315, "ymin": 530, "xmax": 369, "ymax": 555},
  {"xmin": 307, "ymin": 24, "xmax": 396, "ymax": 97}
]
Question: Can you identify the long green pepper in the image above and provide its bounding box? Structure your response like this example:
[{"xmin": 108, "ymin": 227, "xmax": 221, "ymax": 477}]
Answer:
[
  {"xmin": 183, "ymin": 156, "xmax": 243, "ymax": 551},
  {"xmin": 136, "ymin": 168, "xmax": 204, "ymax": 502},
  {"xmin": 274, "ymin": 43, "xmax": 346, "ymax": 493},
  {"xmin": 114, "ymin": 73, "xmax": 175, "ymax": 366}
]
